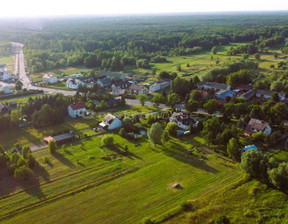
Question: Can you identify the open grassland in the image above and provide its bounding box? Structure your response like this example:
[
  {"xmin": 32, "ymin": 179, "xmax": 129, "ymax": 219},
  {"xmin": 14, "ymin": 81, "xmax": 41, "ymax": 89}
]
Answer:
[
  {"xmin": 0, "ymin": 134, "xmax": 242, "ymax": 224},
  {"xmin": 30, "ymin": 66, "xmax": 91, "ymax": 82},
  {"xmin": 0, "ymin": 118, "xmax": 97, "ymax": 149},
  {"xmin": 0, "ymin": 55, "xmax": 14, "ymax": 72},
  {"xmin": 162, "ymin": 179, "xmax": 288, "ymax": 224}
]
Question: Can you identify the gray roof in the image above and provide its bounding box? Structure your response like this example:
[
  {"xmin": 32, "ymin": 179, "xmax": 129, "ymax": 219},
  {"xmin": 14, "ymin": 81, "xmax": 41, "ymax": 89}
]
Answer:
[{"xmin": 198, "ymin": 82, "xmax": 229, "ymax": 90}]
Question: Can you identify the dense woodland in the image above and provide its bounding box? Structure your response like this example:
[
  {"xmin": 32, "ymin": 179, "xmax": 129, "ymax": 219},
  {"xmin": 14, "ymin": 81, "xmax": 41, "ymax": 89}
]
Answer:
[{"xmin": 2, "ymin": 14, "xmax": 288, "ymax": 73}]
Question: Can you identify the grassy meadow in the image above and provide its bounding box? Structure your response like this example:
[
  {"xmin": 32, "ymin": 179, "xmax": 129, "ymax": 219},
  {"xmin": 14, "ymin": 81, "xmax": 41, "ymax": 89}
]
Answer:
[
  {"xmin": 0, "ymin": 134, "xmax": 242, "ymax": 224},
  {"xmin": 162, "ymin": 179, "xmax": 288, "ymax": 224}
]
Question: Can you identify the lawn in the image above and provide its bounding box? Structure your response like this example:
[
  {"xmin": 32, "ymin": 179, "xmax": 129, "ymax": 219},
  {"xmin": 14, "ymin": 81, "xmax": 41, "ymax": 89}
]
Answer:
[
  {"xmin": 0, "ymin": 118, "xmax": 97, "ymax": 149},
  {"xmin": 30, "ymin": 66, "xmax": 91, "ymax": 82},
  {"xmin": 0, "ymin": 134, "xmax": 242, "ymax": 224},
  {"xmin": 0, "ymin": 55, "xmax": 14, "ymax": 72}
]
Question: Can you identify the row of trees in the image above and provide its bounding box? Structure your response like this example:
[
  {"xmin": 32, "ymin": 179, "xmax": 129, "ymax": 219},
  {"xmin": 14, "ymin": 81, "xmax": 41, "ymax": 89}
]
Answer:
[{"xmin": 0, "ymin": 144, "xmax": 34, "ymax": 181}]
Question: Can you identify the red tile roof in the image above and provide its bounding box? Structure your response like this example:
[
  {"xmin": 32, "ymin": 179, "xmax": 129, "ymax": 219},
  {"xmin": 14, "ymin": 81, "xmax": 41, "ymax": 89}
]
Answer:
[{"xmin": 69, "ymin": 102, "xmax": 86, "ymax": 110}]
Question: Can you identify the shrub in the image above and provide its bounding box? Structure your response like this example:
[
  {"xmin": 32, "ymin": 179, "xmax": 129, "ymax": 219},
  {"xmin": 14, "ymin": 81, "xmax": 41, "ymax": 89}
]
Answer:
[
  {"xmin": 44, "ymin": 157, "xmax": 49, "ymax": 163},
  {"xmin": 14, "ymin": 166, "xmax": 30, "ymax": 181},
  {"xmin": 48, "ymin": 140, "xmax": 58, "ymax": 154},
  {"xmin": 214, "ymin": 215, "xmax": 230, "ymax": 224},
  {"xmin": 101, "ymin": 135, "xmax": 114, "ymax": 146}
]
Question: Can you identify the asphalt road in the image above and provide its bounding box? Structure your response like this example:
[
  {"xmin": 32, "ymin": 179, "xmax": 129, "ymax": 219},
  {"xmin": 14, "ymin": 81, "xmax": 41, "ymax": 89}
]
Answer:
[{"xmin": 10, "ymin": 42, "xmax": 76, "ymax": 96}]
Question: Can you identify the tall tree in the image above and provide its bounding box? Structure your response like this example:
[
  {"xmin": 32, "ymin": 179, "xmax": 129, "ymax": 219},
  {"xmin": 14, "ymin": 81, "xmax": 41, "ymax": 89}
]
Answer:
[
  {"xmin": 137, "ymin": 94, "xmax": 149, "ymax": 106},
  {"xmin": 227, "ymin": 138, "xmax": 240, "ymax": 160},
  {"xmin": 148, "ymin": 122, "xmax": 163, "ymax": 146}
]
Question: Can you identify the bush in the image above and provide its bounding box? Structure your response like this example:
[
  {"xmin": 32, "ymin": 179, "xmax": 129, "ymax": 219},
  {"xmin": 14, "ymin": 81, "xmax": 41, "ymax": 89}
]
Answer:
[
  {"xmin": 48, "ymin": 140, "xmax": 58, "ymax": 154},
  {"xmin": 44, "ymin": 157, "xmax": 49, "ymax": 163},
  {"xmin": 214, "ymin": 215, "xmax": 230, "ymax": 224},
  {"xmin": 101, "ymin": 135, "xmax": 114, "ymax": 146},
  {"xmin": 14, "ymin": 166, "xmax": 30, "ymax": 181}
]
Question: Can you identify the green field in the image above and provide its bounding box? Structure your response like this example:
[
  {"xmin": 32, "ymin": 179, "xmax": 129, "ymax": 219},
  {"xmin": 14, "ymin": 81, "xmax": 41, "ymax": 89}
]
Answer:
[
  {"xmin": 0, "ymin": 134, "xmax": 242, "ymax": 224},
  {"xmin": 0, "ymin": 55, "xmax": 14, "ymax": 72},
  {"xmin": 163, "ymin": 179, "xmax": 288, "ymax": 224},
  {"xmin": 0, "ymin": 118, "xmax": 97, "ymax": 149},
  {"xmin": 30, "ymin": 67, "xmax": 91, "ymax": 82}
]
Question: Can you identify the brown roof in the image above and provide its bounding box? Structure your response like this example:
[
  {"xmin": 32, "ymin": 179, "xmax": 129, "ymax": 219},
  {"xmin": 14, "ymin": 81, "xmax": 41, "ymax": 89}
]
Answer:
[
  {"xmin": 236, "ymin": 84, "xmax": 253, "ymax": 91},
  {"xmin": 69, "ymin": 102, "xmax": 86, "ymax": 110},
  {"xmin": 130, "ymin": 84, "xmax": 144, "ymax": 91},
  {"xmin": 245, "ymin": 118, "xmax": 269, "ymax": 135}
]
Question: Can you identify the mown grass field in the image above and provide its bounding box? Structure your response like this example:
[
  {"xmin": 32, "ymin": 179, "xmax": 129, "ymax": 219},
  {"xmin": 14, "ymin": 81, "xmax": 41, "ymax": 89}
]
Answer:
[
  {"xmin": 0, "ymin": 134, "xmax": 242, "ymax": 224},
  {"xmin": 30, "ymin": 66, "xmax": 91, "ymax": 82},
  {"xmin": 0, "ymin": 118, "xmax": 97, "ymax": 149},
  {"xmin": 0, "ymin": 55, "xmax": 14, "ymax": 72},
  {"xmin": 163, "ymin": 179, "xmax": 288, "ymax": 224}
]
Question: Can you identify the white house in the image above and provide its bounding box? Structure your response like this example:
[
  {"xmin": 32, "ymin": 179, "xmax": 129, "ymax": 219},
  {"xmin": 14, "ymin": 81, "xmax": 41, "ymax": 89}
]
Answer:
[
  {"xmin": 0, "ymin": 85, "xmax": 12, "ymax": 94},
  {"xmin": 198, "ymin": 82, "xmax": 230, "ymax": 92},
  {"xmin": 112, "ymin": 86, "xmax": 125, "ymax": 96},
  {"xmin": 99, "ymin": 114, "xmax": 122, "ymax": 130},
  {"xmin": 244, "ymin": 118, "xmax": 272, "ymax": 136},
  {"xmin": 130, "ymin": 84, "xmax": 149, "ymax": 95},
  {"xmin": 68, "ymin": 102, "xmax": 86, "ymax": 118},
  {"xmin": 43, "ymin": 73, "xmax": 58, "ymax": 84},
  {"xmin": 66, "ymin": 78, "xmax": 85, "ymax": 89},
  {"xmin": 149, "ymin": 79, "xmax": 171, "ymax": 92},
  {"xmin": 169, "ymin": 112, "xmax": 198, "ymax": 130}
]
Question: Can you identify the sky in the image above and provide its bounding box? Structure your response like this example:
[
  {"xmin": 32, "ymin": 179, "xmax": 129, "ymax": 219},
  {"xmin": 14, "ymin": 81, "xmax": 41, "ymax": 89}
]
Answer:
[{"xmin": 1, "ymin": 0, "xmax": 288, "ymax": 18}]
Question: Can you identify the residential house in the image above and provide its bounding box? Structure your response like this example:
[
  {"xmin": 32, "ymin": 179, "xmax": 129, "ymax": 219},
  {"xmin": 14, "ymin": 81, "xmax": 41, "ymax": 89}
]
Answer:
[
  {"xmin": 256, "ymin": 90, "xmax": 285, "ymax": 100},
  {"xmin": 130, "ymin": 84, "xmax": 149, "ymax": 95},
  {"xmin": 0, "ymin": 103, "xmax": 9, "ymax": 115},
  {"xmin": 0, "ymin": 85, "xmax": 11, "ymax": 94},
  {"xmin": 112, "ymin": 86, "xmax": 125, "ymax": 96},
  {"xmin": 111, "ymin": 80, "xmax": 131, "ymax": 89},
  {"xmin": 43, "ymin": 73, "xmax": 58, "ymax": 84},
  {"xmin": 198, "ymin": 82, "xmax": 230, "ymax": 92},
  {"xmin": 66, "ymin": 78, "xmax": 85, "ymax": 89},
  {"xmin": 215, "ymin": 89, "xmax": 236, "ymax": 100},
  {"xmin": 149, "ymin": 79, "xmax": 171, "ymax": 92},
  {"xmin": 169, "ymin": 112, "xmax": 198, "ymax": 130},
  {"xmin": 44, "ymin": 132, "xmax": 75, "ymax": 145},
  {"xmin": 99, "ymin": 71, "xmax": 127, "ymax": 81},
  {"xmin": 236, "ymin": 84, "xmax": 253, "ymax": 93},
  {"xmin": 97, "ymin": 78, "xmax": 111, "ymax": 88},
  {"xmin": 239, "ymin": 90, "xmax": 255, "ymax": 101},
  {"xmin": 243, "ymin": 145, "xmax": 258, "ymax": 152},
  {"xmin": 99, "ymin": 114, "xmax": 122, "ymax": 130},
  {"xmin": 68, "ymin": 102, "xmax": 86, "ymax": 118},
  {"xmin": 0, "ymin": 64, "xmax": 10, "ymax": 81},
  {"xmin": 244, "ymin": 118, "xmax": 272, "ymax": 136},
  {"xmin": 106, "ymin": 99, "xmax": 120, "ymax": 107}
]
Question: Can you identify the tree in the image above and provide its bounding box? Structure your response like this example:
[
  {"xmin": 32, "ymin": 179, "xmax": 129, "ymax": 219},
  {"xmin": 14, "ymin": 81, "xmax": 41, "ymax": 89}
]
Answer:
[
  {"xmin": 268, "ymin": 162, "xmax": 288, "ymax": 190},
  {"xmin": 14, "ymin": 166, "xmax": 30, "ymax": 181},
  {"xmin": 252, "ymin": 132, "xmax": 265, "ymax": 143},
  {"xmin": 167, "ymin": 93, "xmax": 180, "ymax": 108},
  {"xmin": 185, "ymin": 99, "xmax": 199, "ymax": 113},
  {"xmin": 148, "ymin": 122, "xmax": 163, "ymax": 146},
  {"xmin": 101, "ymin": 135, "xmax": 114, "ymax": 146},
  {"xmin": 137, "ymin": 94, "xmax": 149, "ymax": 106},
  {"xmin": 271, "ymin": 92, "xmax": 280, "ymax": 102},
  {"xmin": 48, "ymin": 140, "xmax": 58, "ymax": 154},
  {"xmin": 270, "ymin": 103, "xmax": 288, "ymax": 124},
  {"xmin": 254, "ymin": 53, "xmax": 261, "ymax": 60},
  {"xmin": 241, "ymin": 150, "xmax": 270, "ymax": 182},
  {"xmin": 10, "ymin": 110, "xmax": 21, "ymax": 127},
  {"xmin": 201, "ymin": 116, "xmax": 223, "ymax": 144},
  {"xmin": 227, "ymin": 138, "xmax": 240, "ymax": 160},
  {"xmin": 211, "ymin": 46, "xmax": 217, "ymax": 55},
  {"xmin": 122, "ymin": 117, "xmax": 134, "ymax": 132},
  {"xmin": 120, "ymin": 95, "xmax": 126, "ymax": 106},
  {"xmin": 152, "ymin": 93, "xmax": 165, "ymax": 106},
  {"xmin": 190, "ymin": 90, "xmax": 202, "ymax": 101},
  {"xmin": 214, "ymin": 215, "xmax": 230, "ymax": 224},
  {"xmin": 176, "ymin": 64, "xmax": 181, "ymax": 72},
  {"xmin": 165, "ymin": 122, "xmax": 178, "ymax": 136},
  {"xmin": 204, "ymin": 99, "xmax": 218, "ymax": 114},
  {"xmin": 15, "ymin": 80, "xmax": 23, "ymax": 91}
]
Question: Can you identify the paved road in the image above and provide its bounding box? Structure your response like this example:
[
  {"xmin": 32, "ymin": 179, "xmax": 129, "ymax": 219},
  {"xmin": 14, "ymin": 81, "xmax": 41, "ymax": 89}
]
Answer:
[{"xmin": 9, "ymin": 42, "xmax": 76, "ymax": 96}]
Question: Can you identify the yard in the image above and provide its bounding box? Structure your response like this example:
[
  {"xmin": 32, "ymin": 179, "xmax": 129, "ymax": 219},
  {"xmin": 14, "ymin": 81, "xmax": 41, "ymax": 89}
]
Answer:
[{"xmin": 0, "ymin": 134, "xmax": 242, "ymax": 224}]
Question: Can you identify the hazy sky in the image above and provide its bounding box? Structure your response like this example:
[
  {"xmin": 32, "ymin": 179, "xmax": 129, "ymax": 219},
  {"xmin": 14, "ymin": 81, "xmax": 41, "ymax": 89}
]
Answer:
[{"xmin": 2, "ymin": 0, "xmax": 288, "ymax": 17}]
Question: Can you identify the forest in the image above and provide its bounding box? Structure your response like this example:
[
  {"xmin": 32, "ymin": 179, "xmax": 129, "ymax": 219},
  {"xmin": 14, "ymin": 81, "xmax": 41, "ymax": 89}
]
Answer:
[{"xmin": 1, "ymin": 14, "xmax": 288, "ymax": 73}]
